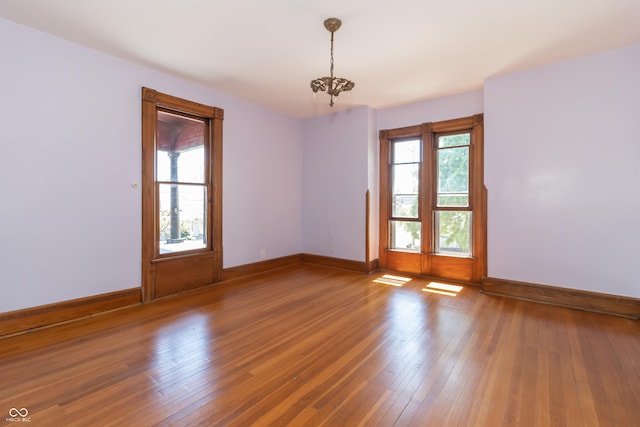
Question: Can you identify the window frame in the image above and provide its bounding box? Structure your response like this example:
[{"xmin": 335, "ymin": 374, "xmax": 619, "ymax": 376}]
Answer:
[
  {"xmin": 432, "ymin": 130, "xmax": 473, "ymax": 256},
  {"xmin": 141, "ymin": 87, "xmax": 223, "ymax": 301},
  {"xmin": 379, "ymin": 115, "xmax": 486, "ymax": 282},
  {"xmin": 388, "ymin": 137, "xmax": 423, "ymax": 252},
  {"xmin": 154, "ymin": 107, "xmax": 211, "ymax": 258}
]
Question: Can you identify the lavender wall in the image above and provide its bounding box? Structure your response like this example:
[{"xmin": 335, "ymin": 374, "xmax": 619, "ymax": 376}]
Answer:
[
  {"xmin": 485, "ymin": 44, "xmax": 640, "ymax": 298},
  {"xmin": 302, "ymin": 107, "xmax": 373, "ymax": 261},
  {"xmin": 2, "ymin": 14, "xmax": 637, "ymax": 315},
  {"xmin": 0, "ymin": 17, "xmax": 302, "ymax": 312},
  {"xmin": 377, "ymin": 90, "xmax": 484, "ymax": 130}
]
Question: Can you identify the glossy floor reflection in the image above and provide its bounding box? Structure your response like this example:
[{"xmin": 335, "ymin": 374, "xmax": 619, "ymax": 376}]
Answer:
[{"xmin": 0, "ymin": 265, "xmax": 638, "ymax": 426}]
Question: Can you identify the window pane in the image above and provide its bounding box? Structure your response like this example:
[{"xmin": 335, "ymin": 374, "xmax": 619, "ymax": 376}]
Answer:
[
  {"xmin": 435, "ymin": 211, "xmax": 471, "ymax": 255},
  {"xmin": 437, "ymin": 146, "xmax": 469, "ymax": 207},
  {"xmin": 393, "ymin": 195, "xmax": 418, "ymax": 218},
  {"xmin": 156, "ymin": 111, "xmax": 206, "ymax": 183},
  {"xmin": 392, "ymin": 162, "xmax": 419, "ymax": 219},
  {"xmin": 392, "ymin": 163, "xmax": 419, "ymax": 194},
  {"xmin": 393, "ymin": 139, "xmax": 420, "ymax": 163},
  {"xmin": 159, "ymin": 184, "xmax": 207, "ymax": 254},
  {"xmin": 438, "ymin": 133, "xmax": 470, "ymax": 148},
  {"xmin": 437, "ymin": 194, "xmax": 469, "ymax": 207},
  {"xmin": 390, "ymin": 220, "xmax": 421, "ymax": 252}
]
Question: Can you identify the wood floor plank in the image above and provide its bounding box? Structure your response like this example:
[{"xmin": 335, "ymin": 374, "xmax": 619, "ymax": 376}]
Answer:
[{"xmin": 1, "ymin": 265, "xmax": 639, "ymax": 426}]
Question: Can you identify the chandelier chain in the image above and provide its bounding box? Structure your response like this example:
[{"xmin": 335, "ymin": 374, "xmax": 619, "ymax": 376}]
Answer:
[{"xmin": 330, "ymin": 30, "xmax": 335, "ymax": 82}]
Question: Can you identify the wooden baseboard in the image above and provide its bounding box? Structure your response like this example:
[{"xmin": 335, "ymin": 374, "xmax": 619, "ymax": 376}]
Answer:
[
  {"xmin": 0, "ymin": 288, "xmax": 141, "ymax": 337},
  {"xmin": 482, "ymin": 277, "xmax": 640, "ymax": 320},
  {"xmin": 222, "ymin": 254, "xmax": 303, "ymax": 281},
  {"xmin": 223, "ymin": 253, "xmax": 379, "ymax": 278},
  {"xmin": 301, "ymin": 253, "xmax": 378, "ymax": 274},
  {"xmin": 366, "ymin": 259, "xmax": 380, "ymax": 273},
  {"xmin": 0, "ymin": 254, "xmax": 379, "ymax": 337}
]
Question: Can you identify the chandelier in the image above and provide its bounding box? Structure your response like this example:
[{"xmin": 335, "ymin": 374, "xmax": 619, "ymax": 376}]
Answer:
[{"xmin": 310, "ymin": 18, "xmax": 355, "ymax": 107}]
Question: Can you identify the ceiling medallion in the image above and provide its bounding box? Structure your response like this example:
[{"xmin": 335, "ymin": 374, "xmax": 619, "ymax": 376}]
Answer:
[{"xmin": 310, "ymin": 18, "xmax": 355, "ymax": 107}]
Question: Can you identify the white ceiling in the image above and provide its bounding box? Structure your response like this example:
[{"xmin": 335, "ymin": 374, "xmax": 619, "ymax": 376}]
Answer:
[{"xmin": 2, "ymin": 0, "xmax": 639, "ymax": 118}]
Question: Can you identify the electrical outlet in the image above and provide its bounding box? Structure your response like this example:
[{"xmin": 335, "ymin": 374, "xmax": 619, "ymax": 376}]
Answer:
[{"xmin": 260, "ymin": 249, "xmax": 267, "ymax": 260}]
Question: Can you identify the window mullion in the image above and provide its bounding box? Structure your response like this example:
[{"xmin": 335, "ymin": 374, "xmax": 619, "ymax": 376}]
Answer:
[{"xmin": 421, "ymin": 124, "xmax": 434, "ymax": 255}]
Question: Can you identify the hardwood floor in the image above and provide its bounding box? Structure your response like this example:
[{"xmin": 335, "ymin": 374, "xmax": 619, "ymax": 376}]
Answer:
[{"xmin": 1, "ymin": 265, "xmax": 639, "ymax": 426}]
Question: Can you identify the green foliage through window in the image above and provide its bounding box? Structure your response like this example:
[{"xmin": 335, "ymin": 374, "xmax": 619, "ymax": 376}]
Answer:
[{"xmin": 436, "ymin": 211, "xmax": 471, "ymax": 255}]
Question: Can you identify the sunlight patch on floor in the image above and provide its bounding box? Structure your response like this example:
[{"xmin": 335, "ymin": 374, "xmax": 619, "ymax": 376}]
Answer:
[
  {"xmin": 373, "ymin": 274, "xmax": 412, "ymax": 287},
  {"xmin": 422, "ymin": 282, "xmax": 463, "ymax": 297}
]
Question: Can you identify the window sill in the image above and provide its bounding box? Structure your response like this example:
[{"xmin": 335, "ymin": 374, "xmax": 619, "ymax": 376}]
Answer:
[{"xmin": 384, "ymin": 248, "xmax": 476, "ymax": 260}]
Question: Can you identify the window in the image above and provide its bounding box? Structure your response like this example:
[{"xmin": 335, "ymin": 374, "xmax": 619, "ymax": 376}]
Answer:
[
  {"xmin": 389, "ymin": 138, "xmax": 421, "ymax": 251},
  {"xmin": 157, "ymin": 110, "xmax": 209, "ymax": 254},
  {"xmin": 435, "ymin": 132, "xmax": 471, "ymax": 256},
  {"xmin": 142, "ymin": 88, "xmax": 223, "ymax": 300},
  {"xmin": 379, "ymin": 115, "xmax": 486, "ymax": 282}
]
